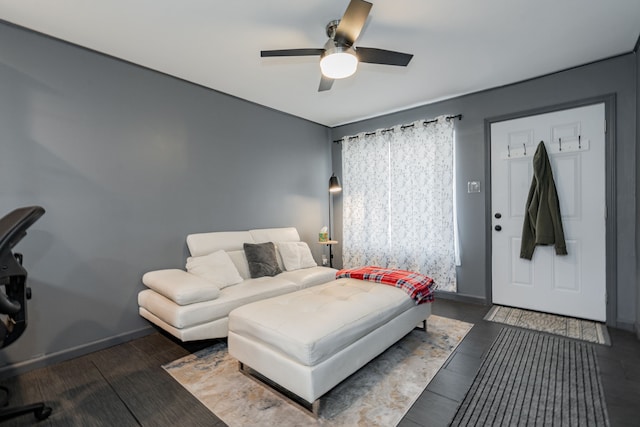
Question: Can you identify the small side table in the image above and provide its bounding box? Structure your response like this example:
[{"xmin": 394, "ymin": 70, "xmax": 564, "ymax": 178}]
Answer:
[{"xmin": 318, "ymin": 240, "xmax": 338, "ymax": 268}]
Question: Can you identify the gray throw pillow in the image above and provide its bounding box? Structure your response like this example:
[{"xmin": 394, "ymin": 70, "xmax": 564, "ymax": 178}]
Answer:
[{"xmin": 243, "ymin": 242, "xmax": 282, "ymax": 278}]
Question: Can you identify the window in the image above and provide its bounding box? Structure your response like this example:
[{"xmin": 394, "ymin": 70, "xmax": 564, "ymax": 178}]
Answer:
[{"xmin": 341, "ymin": 116, "xmax": 457, "ymax": 292}]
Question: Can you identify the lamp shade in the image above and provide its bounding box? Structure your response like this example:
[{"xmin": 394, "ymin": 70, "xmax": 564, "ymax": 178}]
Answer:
[
  {"xmin": 329, "ymin": 174, "xmax": 342, "ymax": 193},
  {"xmin": 320, "ymin": 46, "xmax": 358, "ymax": 79}
]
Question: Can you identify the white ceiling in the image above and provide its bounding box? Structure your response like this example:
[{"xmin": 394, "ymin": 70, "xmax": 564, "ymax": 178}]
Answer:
[{"xmin": 1, "ymin": 1, "xmax": 639, "ymax": 127}]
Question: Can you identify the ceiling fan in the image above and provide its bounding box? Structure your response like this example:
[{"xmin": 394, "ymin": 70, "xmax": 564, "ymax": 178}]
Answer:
[{"xmin": 260, "ymin": 0, "xmax": 414, "ymax": 92}]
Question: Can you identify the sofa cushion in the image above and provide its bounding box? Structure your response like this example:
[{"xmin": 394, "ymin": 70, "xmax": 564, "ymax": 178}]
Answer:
[
  {"xmin": 142, "ymin": 269, "xmax": 219, "ymax": 305},
  {"xmin": 186, "ymin": 231, "xmax": 254, "ymax": 257},
  {"xmin": 186, "ymin": 249, "xmax": 244, "ymax": 289},
  {"xmin": 227, "ymin": 250, "xmax": 251, "ymax": 280},
  {"xmin": 278, "ymin": 266, "xmax": 337, "ymax": 289},
  {"xmin": 249, "ymin": 227, "xmax": 300, "ymax": 244},
  {"xmin": 139, "ymin": 276, "xmax": 298, "ymax": 328},
  {"xmin": 228, "ymin": 278, "xmax": 416, "ymax": 366},
  {"xmin": 277, "ymin": 241, "xmax": 317, "ymax": 271},
  {"xmin": 244, "ymin": 242, "xmax": 282, "ymax": 278}
]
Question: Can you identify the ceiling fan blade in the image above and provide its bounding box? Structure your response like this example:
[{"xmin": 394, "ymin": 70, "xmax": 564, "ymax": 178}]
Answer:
[
  {"xmin": 335, "ymin": 0, "xmax": 372, "ymax": 46},
  {"xmin": 318, "ymin": 75, "xmax": 334, "ymax": 92},
  {"xmin": 356, "ymin": 47, "xmax": 413, "ymax": 66},
  {"xmin": 261, "ymin": 48, "xmax": 324, "ymax": 57}
]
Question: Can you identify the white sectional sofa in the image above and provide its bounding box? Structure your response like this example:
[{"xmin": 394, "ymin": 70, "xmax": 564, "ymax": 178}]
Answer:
[
  {"xmin": 228, "ymin": 277, "xmax": 432, "ymax": 413},
  {"xmin": 138, "ymin": 227, "xmax": 337, "ymax": 341}
]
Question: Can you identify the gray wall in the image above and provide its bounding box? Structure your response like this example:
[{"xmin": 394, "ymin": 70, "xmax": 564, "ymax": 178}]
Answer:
[
  {"xmin": 636, "ymin": 46, "xmax": 640, "ymax": 339},
  {"xmin": 331, "ymin": 54, "xmax": 638, "ymax": 329},
  {"xmin": 0, "ymin": 22, "xmax": 331, "ymax": 372}
]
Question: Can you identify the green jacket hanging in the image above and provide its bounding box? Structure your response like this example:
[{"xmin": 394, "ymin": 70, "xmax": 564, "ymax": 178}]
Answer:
[{"xmin": 520, "ymin": 141, "xmax": 567, "ymax": 260}]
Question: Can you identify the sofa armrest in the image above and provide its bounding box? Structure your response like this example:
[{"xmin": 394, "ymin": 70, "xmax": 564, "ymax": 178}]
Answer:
[{"xmin": 142, "ymin": 269, "xmax": 219, "ymax": 305}]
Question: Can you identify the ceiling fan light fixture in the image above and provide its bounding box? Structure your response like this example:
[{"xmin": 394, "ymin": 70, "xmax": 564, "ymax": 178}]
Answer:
[{"xmin": 320, "ymin": 46, "xmax": 358, "ymax": 79}]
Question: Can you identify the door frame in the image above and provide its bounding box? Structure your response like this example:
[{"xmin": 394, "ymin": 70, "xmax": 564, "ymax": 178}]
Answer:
[{"xmin": 484, "ymin": 94, "xmax": 617, "ymax": 326}]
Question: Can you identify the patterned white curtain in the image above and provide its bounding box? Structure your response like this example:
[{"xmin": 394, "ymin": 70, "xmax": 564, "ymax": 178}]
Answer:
[{"xmin": 342, "ymin": 116, "xmax": 457, "ymax": 292}]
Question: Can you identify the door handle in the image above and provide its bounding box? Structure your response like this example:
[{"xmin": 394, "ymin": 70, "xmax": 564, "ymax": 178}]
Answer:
[
  {"xmin": 495, "ymin": 225, "xmax": 502, "ymax": 231},
  {"xmin": 494, "ymin": 213, "xmax": 502, "ymax": 219}
]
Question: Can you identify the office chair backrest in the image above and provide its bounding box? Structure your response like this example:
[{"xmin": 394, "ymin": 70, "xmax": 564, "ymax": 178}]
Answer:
[{"xmin": 0, "ymin": 206, "xmax": 45, "ymax": 348}]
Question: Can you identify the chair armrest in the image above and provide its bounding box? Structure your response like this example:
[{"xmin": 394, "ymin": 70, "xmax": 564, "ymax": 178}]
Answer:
[{"xmin": 142, "ymin": 269, "xmax": 219, "ymax": 305}]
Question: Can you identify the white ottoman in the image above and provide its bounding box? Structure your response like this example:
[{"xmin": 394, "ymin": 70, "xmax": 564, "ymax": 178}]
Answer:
[{"xmin": 228, "ymin": 277, "xmax": 431, "ymax": 415}]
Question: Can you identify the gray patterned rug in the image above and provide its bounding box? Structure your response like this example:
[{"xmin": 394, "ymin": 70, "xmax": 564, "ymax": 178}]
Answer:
[
  {"xmin": 451, "ymin": 327, "xmax": 610, "ymax": 426},
  {"xmin": 163, "ymin": 315, "xmax": 472, "ymax": 427},
  {"xmin": 484, "ymin": 305, "xmax": 611, "ymax": 345}
]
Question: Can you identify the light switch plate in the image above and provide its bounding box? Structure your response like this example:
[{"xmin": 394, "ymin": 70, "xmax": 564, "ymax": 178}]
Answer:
[{"xmin": 468, "ymin": 181, "xmax": 481, "ymax": 193}]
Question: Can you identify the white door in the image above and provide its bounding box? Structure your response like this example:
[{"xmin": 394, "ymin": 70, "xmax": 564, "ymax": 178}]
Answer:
[{"xmin": 491, "ymin": 103, "xmax": 606, "ymax": 321}]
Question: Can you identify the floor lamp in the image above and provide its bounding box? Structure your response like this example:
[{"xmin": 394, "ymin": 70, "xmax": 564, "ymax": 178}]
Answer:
[{"xmin": 328, "ymin": 173, "xmax": 342, "ymax": 267}]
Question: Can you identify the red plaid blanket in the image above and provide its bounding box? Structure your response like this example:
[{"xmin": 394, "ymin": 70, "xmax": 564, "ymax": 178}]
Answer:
[{"xmin": 336, "ymin": 266, "xmax": 435, "ymax": 305}]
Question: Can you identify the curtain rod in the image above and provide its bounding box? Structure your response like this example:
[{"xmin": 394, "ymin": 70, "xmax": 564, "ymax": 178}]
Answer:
[{"xmin": 332, "ymin": 114, "xmax": 462, "ymax": 144}]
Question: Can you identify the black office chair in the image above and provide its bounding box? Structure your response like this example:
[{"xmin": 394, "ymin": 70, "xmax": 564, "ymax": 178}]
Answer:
[{"xmin": 0, "ymin": 206, "xmax": 52, "ymax": 422}]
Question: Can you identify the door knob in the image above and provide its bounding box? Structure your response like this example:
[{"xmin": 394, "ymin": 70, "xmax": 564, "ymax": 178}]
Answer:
[
  {"xmin": 495, "ymin": 225, "xmax": 502, "ymax": 231},
  {"xmin": 494, "ymin": 213, "xmax": 502, "ymax": 219}
]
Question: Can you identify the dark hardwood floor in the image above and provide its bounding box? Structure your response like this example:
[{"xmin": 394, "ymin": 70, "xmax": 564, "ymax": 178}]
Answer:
[
  {"xmin": 1, "ymin": 299, "xmax": 638, "ymax": 426},
  {"xmin": 402, "ymin": 301, "xmax": 640, "ymax": 427}
]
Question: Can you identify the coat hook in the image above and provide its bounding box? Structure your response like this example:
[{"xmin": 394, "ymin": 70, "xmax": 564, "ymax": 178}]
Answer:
[
  {"xmin": 523, "ymin": 143, "xmax": 526, "ymax": 156},
  {"xmin": 507, "ymin": 145, "xmax": 511, "ymax": 158},
  {"xmin": 559, "ymin": 137, "xmax": 562, "ymax": 152}
]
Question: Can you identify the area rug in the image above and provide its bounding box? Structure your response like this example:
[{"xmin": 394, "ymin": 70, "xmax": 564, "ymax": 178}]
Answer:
[
  {"xmin": 163, "ymin": 315, "xmax": 473, "ymax": 427},
  {"xmin": 450, "ymin": 327, "xmax": 610, "ymax": 426},
  {"xmin": 484, "ymin": 305, "xmax": 610, "ymax": 345}
]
